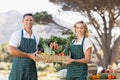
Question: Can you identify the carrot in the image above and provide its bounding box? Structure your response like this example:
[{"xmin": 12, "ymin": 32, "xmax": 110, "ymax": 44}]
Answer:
[{"xmin": 50, "ymin": 42, "xmax": 54, "ymax": 49}]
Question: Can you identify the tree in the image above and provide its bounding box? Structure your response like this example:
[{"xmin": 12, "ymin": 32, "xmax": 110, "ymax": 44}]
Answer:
[
  {"xmin": 34, "ymin": 11, "xmax": 52, "ymax": 24},
  {"xmin": 34, "ymin": 11, "xmax": 72, "ymax": 34},
  {"xmin": 49, "ymin": 0, "xmax": 120, "ymax": 68}
]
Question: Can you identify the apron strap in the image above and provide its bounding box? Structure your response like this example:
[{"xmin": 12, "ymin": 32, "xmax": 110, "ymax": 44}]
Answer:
[
  {"xmin": 72, "ymin": 39, "xmax": 76, "ymax": 44},
  {"xmin": 81, "ymin": 37, "xmax": 85, "ymax": 46},
  {"xmin": 33, "ymin": 35, "xmax": 37, "ymax": 43},
  {"xmin": 21, "ymin": 29, "xmax": 23, "ymax": 39},
  {"xmin": 19, "ymin": 29, "xmax": 24, "ymax": 45}
]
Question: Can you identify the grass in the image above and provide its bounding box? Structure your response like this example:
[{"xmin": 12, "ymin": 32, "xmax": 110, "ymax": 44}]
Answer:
[{"xmin": 0, "ymin": 62, "xmax": 65, "ymax": 80}]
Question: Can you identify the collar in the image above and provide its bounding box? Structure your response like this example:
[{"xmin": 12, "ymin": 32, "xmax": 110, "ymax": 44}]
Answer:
[{"xmin": 22, "ymin": 29, "xmax": 34, "ymax": 38}]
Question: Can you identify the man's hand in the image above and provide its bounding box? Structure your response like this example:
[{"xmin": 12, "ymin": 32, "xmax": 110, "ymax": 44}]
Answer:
[{"xmin": 28, "ymin": 52, "xmax": 39, "ymax": 62}]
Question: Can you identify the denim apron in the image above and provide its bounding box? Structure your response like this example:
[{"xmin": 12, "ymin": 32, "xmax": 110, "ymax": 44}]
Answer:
[
  {"xmin": 66, "ymin": 37, "xmax": 88, "ymax": 80},
  {"xmin": 9, "ymin": 30, "xmax": 37, "ymax": 80}
]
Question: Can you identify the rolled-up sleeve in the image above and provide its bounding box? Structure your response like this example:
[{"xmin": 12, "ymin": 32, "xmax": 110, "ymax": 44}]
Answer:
[
  {"xmin": 83, "ymin": 38, "xmax": 93, "ymax": 53},
  {"xmin": 9, "ymin": 31, "xmax": 20, "ymax": 48}
]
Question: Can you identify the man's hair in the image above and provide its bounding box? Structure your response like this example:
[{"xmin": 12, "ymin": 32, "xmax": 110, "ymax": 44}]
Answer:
[{"xmin": 23, "ymin": 13, "xmax": 33, "ymax": 19}]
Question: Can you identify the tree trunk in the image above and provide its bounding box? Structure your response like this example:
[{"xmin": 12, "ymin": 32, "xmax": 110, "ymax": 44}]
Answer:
[{"xmin": 111, "ymin": 36, "xmax": 120, "ymax": 63}]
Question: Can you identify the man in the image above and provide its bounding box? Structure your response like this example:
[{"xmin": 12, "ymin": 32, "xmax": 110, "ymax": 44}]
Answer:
[{"xmin": 8, "ymin": 13, "xmax": 38, "ymax": 80}]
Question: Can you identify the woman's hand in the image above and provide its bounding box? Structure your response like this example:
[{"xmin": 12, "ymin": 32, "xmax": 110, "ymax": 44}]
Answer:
[{"xmin": 63, "ymin": 58, "xmax": 74, "ymax": 64}]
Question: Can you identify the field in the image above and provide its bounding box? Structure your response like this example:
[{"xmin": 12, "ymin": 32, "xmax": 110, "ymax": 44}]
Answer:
[{"xmin": 0, "ymin": 62, "xmax": 66, "ymax": 80}]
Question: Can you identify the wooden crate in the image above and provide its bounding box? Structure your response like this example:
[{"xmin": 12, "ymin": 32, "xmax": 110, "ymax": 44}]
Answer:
[
  {"xmin": 88, "ymin": 64, "xmax": 97, "ymax": 75},
  {"xmin": 36, "ymin": 54, "xmax": 70, "ymax": 63}
]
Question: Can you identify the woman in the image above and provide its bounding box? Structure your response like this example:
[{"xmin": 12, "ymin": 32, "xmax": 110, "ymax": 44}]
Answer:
[{"xmin": 64, "ymin": 21, "xmax": 93, "ymax": 80}]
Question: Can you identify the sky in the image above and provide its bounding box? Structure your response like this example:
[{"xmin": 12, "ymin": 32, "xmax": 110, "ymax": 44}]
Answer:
[
  {"xmin": 0, "ymin": 0, "xmax": 59, "ymax": 14},
  {"xmin": 0, "ymin": 0, "xmax": 88, "ymax": 24}
]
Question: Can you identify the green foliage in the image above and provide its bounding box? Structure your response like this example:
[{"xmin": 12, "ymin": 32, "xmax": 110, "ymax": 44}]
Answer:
[
  {"xmin": 99, "ymin": 73, "xmax": 108, "ymax": 79},
  {"xmin": 42, "ymin": 42, "xmax": 55, "ymax": 55},
  {"xmin": 38, "ymin": 35, "xmax": 75, "ymax": 64},
  {"xmin": 34, "ymin": 11, "xmax": 53, "ymax": 24},
  {"xmin": 66, "ymin": 34, "xmax": 76, "ymax": 46},
  {"xmin": 0, "ymin": 43, "xmax": 12, "ymax": 62},
  {"xmin": 53, "ymin": 46, "xmax": 64, "ymax": 54},
  {"xmin": 38, "ymin": 35, "xmax": 67, "ymax": 48},
  {"xmin": 38, "ymin": 35, "xmax": 76, "ymax": 50},
  {"xmin": 38, "ymin": 37, "xmax": 45, "ymax": 49}
]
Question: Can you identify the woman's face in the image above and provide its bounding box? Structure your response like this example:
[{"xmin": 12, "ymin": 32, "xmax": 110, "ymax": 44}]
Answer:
[
  {"xmin": 75, "ymin": 23, "xmax": 86, "ymax": 35},
  {"xmin": 23, "ymin": 16, "xmax": 34, "ymax": 29}
]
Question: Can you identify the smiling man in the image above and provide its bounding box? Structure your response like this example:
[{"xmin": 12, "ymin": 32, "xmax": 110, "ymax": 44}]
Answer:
[{"xmin": 8, "ymin": 13, "xmax": 39, "ymax": 80}]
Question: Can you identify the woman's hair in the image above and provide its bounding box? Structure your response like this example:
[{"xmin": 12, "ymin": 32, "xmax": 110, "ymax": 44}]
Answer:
[{"xmin": 73, "ymin": 21, "xmax": 89, "ymax": 37}]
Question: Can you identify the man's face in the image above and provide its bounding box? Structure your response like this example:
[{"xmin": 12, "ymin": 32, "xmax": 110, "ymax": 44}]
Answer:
[{"xmin": 22, "ymin": 16, "xmax": 34, "ymax": 28}]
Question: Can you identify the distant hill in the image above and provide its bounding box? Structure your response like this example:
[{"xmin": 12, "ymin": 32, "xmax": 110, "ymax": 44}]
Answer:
[{"xmin": 0, "ymin": 10, "xmax": 23, "ymax": 44}]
